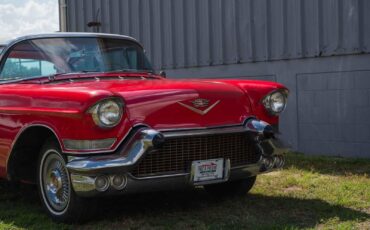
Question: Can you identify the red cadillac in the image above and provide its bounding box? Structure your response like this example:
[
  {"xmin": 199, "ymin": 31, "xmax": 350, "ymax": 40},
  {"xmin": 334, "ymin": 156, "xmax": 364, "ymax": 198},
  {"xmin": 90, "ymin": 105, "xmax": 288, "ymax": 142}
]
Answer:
[{"xmin": 0, "ymin": 33, "xmax": 288, "ymax": 222}]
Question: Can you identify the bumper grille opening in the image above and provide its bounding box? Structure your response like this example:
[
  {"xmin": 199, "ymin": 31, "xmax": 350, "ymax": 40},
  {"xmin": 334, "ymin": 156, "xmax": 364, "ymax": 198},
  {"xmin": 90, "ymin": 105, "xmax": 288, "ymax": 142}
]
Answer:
[{"xmin": 131, "ymin": 132, "xmax": 259, "ymax": 177}]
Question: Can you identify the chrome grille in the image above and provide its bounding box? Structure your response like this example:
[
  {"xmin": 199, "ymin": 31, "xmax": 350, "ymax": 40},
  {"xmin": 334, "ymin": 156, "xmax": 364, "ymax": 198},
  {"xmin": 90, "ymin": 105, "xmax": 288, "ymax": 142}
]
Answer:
[{"xmin": 131, "ymin": 132, "xmax": 259, "ymax": 177}]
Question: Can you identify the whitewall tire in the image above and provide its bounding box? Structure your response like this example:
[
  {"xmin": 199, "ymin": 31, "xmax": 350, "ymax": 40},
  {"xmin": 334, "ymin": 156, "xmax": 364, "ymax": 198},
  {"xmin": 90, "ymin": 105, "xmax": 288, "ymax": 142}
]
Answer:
[{"xmin": 37, "ymin": 139, "xmax": 92, "ymax": 223}]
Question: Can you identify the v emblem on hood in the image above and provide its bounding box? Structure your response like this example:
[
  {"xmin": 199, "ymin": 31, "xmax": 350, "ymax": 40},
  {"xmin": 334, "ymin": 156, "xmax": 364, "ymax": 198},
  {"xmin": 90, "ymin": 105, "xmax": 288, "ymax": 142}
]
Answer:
[{"xmin": 177, "ymin": 99, "xmax": 220, "ymax": 115}]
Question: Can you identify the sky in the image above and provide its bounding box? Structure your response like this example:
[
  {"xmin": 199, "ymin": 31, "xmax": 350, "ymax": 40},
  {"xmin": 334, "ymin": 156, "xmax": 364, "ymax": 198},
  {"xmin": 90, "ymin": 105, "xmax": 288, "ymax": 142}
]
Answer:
[{"xmin": 0, "ymin": 0, "xmax": 59, "ymax": 43}]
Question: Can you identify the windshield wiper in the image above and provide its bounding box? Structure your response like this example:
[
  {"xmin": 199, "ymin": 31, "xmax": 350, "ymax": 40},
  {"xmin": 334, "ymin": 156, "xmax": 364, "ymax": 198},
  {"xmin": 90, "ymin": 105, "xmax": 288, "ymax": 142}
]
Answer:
[
  {"xmin": 47, "ymin": 71, "xmax": 101, "ymax": 80},
  {"xmin": 106, "ymin": 68, "xmax": 155, "ymax": 74}
]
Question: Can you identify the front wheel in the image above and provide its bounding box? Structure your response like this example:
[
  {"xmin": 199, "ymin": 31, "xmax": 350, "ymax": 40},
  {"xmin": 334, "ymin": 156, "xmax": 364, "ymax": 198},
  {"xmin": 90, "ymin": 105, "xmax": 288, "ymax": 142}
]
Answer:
[
  {"xmin": 37, "ymin": 140, "xmax": 91, "ymax": 223},
  {"xmin": 204, "ymin": 176, "xmax": 257, "ymax": 197}
]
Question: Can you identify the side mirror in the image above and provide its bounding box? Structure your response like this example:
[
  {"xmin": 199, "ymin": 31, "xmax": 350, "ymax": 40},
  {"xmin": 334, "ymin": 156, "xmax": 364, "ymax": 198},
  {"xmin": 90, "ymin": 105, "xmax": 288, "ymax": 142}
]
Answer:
[{"xmin": 159, "ymin": 70, "xmax": 167, "ymax": 78}]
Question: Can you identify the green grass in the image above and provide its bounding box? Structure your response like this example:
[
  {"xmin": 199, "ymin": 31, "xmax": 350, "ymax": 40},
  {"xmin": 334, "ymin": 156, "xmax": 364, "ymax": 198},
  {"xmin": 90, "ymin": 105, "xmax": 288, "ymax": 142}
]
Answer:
[{"xmin": 0, "ymin": 152, "xmax": 369, "ymax": 230}]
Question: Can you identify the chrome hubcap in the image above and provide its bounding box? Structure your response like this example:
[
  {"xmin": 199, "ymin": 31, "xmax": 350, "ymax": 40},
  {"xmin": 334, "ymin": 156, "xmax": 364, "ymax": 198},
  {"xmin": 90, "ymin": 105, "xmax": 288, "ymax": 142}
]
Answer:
[{"xmin": 42, "ymin": 151, "xmax": 70, "ymax": 212}]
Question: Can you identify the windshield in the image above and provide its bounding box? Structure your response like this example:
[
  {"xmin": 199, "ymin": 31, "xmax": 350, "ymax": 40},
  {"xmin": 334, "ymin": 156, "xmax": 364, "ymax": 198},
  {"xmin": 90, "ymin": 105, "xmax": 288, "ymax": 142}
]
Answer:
[
  {"xmin": 0, "ymin": 37, "xmax": 153, "ymax": 81},
  {"xmin": 0, "ymin": 46, "xmax": 4, "ymax": 54}
]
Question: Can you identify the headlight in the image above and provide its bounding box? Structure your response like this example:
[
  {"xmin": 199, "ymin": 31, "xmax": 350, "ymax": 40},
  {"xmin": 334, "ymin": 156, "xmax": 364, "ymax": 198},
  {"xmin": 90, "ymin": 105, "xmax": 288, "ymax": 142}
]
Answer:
[
  {"xmin": 88, "ymin": 98, "xmax": 123, "ymax": 128},
  {"xmin": 262, "ymin": 90, "xmax": 288, "ymax": 115}
]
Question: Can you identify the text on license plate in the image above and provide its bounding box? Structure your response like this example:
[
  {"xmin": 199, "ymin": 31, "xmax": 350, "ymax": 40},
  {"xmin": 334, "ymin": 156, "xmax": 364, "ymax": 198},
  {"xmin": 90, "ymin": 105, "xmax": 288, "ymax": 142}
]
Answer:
[{"xmin": 192, "ymin": 158, "xmax": 224, "ymax": 182}]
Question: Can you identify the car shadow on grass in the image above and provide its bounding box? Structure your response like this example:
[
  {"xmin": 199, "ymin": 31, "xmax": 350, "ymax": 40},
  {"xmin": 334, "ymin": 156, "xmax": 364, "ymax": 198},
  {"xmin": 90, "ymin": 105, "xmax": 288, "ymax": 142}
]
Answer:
[
  {"xmin": 1, "ymin": 181, "xmax": 368, "ymax": 229},
  {"xmin": 88, "ymin": 190, "xmax": 370, "ymax": 229}
]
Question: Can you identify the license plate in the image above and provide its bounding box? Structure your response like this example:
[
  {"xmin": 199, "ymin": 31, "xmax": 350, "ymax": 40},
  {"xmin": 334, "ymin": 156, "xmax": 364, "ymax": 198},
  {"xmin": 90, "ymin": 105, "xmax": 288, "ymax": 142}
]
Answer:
[{"xmin": 192, "ymin": 158, "xmax": 224, "ymax": 182}]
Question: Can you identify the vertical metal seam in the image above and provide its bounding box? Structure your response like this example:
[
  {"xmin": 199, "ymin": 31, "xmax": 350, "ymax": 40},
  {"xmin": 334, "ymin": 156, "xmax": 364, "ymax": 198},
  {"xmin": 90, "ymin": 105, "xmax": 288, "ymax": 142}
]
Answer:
[
  {"xmin": 118, "ymin": 0, "xmax": 123, "ymax": 35},
  {"xmin": 249, "ymin": 0, "xmax": 256, "ymax": 61},
  {"xmin": 127, "ymin": 0, "xmax": 131, "ymax": 35},
  {"xmin": 170, "ymin": 0, "xmax": 176, "ymax": 69},
  {"xmin": 64, "ymin": 0, "xmax": 69, "ymax": 32},
  {"xmin": 337, "ymin": 0, "xmax": 344, "ymax": 51},
  {"xmin": 73, "ymin": 0, "xmax": 78, "ymax": 31},
  {"xmin": 220, "ymin": 0, "xmax": 225, "ymax": 64},
  {"xmin": 149, "ymin": 0, "xmax": 154, "ymax": 68},
  {"xmin": 282, "ymin": 0, "xmax": 288, "ymax": 58},
  {"xmin": 82, "ymin": 0, "xmax": 86, "ymax": 31},
  {"xmin": 138, "ymin": 0, "xmax": 142, "ymax": 42},
  {"xmin": 194, "ymin": 0, "xmax": 199, "ymax": 67},
  {"xmin": 183, "ymin": 0, "xmax": 188, "ymax": 67},
  {"xmin": 200, "ymin": 0, "xmax": 210, "ymax": 66},
  {"xmin": 159, "ymin": 0, "xmax": 164, "ymax": 69},
  {"xmin": 108, "ymin": 0, "xmax": 113, "ymax": 33},
  {"xmin": 318, "ymin": 0, "xmax": 323, "ymax": 54},
  {"xmin": 90, "ymin": 0, "xmax": 95, "ymax": 32},
  {"xmin": 358, "ymin": 0, "xmax": 364, "ymax": 51},
  {"xmin": 208, "ymin": 0, "xmax": 213, "ymax": 65},
  {"xmin": 233, "ymin": 0, "xmax": 240, "ymax": 63},
  {"xmin": 265, "ymin": 0, "xmax": 271, "ymax": 60},
  {"xmin": 300, "ymin": 0, "xmax": 306, "ymax": 57},
  {"xmin": 100, "ymin": 0, "xmax": 104, "ymax": 33}
]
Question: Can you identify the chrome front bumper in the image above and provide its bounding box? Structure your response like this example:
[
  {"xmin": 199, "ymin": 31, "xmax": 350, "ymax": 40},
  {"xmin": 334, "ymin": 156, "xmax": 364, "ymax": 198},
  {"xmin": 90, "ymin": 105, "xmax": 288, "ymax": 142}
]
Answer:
[{"xmin": 66, "ymin": 119, "xmax": 289, "ymax": 197}]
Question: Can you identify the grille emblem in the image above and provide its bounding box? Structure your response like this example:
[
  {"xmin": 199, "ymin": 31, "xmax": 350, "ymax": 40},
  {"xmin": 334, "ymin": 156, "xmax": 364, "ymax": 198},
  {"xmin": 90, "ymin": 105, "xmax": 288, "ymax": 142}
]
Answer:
[{"xmin": 178, "ymin": 98, "xmax": 220, "ymax": 115}]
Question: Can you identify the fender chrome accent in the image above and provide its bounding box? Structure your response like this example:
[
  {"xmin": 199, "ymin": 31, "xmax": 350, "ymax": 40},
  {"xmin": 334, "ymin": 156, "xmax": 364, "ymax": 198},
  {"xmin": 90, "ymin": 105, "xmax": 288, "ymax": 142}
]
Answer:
[
  {"xmin": 66, "ymin": 128, "xmax": 164, "ymax": 174},
  {"xmin": 63, "ymin": 138, "xmax": 116, "ymax": 151}
]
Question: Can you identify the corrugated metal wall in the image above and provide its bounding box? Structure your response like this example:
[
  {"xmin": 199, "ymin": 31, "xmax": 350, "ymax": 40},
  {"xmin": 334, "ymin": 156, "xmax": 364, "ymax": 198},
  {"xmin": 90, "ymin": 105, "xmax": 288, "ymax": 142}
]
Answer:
[
  {"xmin": 63, "ymin": 0, "xmax": 370, "ymax": 158},
  {"xmin": 65, "ymin": 0, "xmax": 370, "ymax": 70}
]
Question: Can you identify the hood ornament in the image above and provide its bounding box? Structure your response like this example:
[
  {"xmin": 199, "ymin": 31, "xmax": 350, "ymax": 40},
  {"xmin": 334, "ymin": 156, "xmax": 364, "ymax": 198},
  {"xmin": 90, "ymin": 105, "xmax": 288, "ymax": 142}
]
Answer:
[
  {"xmin": 178, "ymin": 98, "xmax": 220, "ymax": 115},
  {"xmin": 192, "ymin": 98, "xmax": 209, "ymax": 108}
]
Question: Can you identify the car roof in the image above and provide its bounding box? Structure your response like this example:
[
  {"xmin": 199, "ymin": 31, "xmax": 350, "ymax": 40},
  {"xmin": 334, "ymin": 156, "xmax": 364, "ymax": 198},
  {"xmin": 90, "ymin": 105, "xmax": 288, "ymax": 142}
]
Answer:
[
  {"xmin": 5, "ymin": 32, "xmax": 141, "ymax": 46},
  {"xmin": 0, "ymin": 32, "xmax": 144, "ymax": 59}
]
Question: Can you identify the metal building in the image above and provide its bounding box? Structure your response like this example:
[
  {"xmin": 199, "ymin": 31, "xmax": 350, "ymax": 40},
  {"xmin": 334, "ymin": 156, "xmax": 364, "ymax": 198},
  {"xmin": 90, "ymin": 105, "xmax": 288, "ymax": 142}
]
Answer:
[{"xmin": 59, "ymin": 0, "xmax": 370, "ymax": 158}]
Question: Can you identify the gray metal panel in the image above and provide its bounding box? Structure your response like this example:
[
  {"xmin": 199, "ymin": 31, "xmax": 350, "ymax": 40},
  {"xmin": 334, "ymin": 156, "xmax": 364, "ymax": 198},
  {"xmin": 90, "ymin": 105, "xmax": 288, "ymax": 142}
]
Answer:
[
  {"xmin": 64, "ymin": 0, "xmax": 370, "ymax": 70},
  {"xmin": 297, "ymin": 70, "xmax": 370, "ymax": 158}
]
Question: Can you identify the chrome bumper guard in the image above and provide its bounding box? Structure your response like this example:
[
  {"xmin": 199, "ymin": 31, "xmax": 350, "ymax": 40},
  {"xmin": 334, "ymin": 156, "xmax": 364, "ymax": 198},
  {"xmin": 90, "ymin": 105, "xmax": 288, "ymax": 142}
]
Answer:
[{"xmin": 66, "ymin": 119, "xmax": 290, "ymax": 197}]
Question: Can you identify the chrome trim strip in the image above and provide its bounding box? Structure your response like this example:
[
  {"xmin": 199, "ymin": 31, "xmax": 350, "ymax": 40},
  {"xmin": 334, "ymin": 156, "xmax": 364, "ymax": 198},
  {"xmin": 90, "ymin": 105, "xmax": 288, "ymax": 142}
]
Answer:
[
  {"xmin": 157, "ymin": 117, "xmax": 254, "ymax": 132},
  {"xmin": 66, "ymin": 128, "xmax": 162, "ymax": 174},
  {"xmin": 128, "ymin": 172, "xmax": 189, "ymax": 180},
  {"xmin": 162, "ymin": 125, "xmax": 248, "ymax": 138}
]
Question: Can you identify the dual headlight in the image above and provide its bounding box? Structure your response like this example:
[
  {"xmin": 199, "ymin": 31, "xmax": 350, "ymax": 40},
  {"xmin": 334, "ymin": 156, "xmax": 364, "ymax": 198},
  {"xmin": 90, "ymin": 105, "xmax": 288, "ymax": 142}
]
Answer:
[
  {"xmin": 262, "ymin": 90, "xmax": 288, "ymax": 115},
  {"xmin": 88, "ymin": 98, "xmax": 123, "ymax": 128}
]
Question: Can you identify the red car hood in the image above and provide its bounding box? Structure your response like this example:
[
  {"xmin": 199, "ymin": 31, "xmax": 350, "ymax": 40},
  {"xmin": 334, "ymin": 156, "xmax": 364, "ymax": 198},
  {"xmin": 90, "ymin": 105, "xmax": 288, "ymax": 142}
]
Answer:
[
  {"xmin": 117, "ymin": 79, "xmax": 252, "ymax": 129},
  {"xmin": 58, "ymin": 78, "xmax": 253, "ymax": 129}
]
